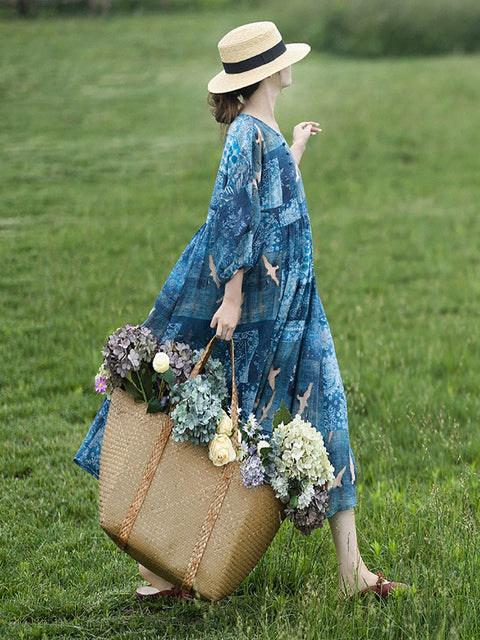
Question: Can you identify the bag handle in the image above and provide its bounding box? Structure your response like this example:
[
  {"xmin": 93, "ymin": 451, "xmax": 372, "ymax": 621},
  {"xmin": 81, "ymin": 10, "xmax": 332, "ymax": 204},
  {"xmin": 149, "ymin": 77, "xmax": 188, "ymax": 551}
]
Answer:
[
  {"xmin": 190, "ymin": 336, "xmax": 239, "ymax": 448},
  {"xmin": 181, "ymin": 341, "xmax": 240, "ymax": 594}
]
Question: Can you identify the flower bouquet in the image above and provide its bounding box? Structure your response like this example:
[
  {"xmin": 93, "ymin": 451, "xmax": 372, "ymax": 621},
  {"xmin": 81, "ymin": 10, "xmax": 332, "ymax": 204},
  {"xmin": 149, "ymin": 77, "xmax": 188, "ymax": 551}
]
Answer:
[
  {"xmin": 96, "ymin": 330, "xmax": 284, "ymax": 602},
  {"xmin": 238, "ymin": 402, "xmax": 335, "ymax": 535}
]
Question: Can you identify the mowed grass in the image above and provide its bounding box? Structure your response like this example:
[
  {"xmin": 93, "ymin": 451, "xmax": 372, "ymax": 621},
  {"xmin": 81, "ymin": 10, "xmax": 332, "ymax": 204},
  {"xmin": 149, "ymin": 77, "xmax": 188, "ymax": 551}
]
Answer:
[{"xmin": 1, "ymin": 10, "xmax": 480, "ymax": 639}]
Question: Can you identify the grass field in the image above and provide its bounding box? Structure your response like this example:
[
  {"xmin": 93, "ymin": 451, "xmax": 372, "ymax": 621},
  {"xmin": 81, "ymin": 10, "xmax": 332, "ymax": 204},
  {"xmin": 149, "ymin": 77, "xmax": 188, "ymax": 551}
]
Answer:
[{"xmin": 1, "ymin": 8, "xmax": 480, "ymax": 639}]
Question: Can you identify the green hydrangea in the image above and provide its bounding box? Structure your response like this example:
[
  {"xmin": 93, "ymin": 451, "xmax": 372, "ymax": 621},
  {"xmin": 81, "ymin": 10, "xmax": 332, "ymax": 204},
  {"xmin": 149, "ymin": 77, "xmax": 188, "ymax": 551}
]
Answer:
[
  {"xmin": 192, "ymin": 350, "xmax": 228, "ymax": 400},
  {"xmin": 170, "ymin": 375, "xmax": 224, "ymax": 445}
]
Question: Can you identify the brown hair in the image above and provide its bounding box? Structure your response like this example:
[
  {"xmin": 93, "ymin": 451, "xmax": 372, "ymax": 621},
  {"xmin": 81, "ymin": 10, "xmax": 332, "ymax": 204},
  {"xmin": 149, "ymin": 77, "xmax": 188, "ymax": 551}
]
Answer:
[{"xmin": 208, "ymin": 82, "xmax": 260, "ymax": 128}]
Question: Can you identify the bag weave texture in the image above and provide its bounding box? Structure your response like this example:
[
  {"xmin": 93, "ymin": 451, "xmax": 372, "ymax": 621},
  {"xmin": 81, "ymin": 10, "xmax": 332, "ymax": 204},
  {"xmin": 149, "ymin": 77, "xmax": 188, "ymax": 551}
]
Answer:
[{"xmin": 98, "ymin": 342, "xmax": 283, "ymax": 601}]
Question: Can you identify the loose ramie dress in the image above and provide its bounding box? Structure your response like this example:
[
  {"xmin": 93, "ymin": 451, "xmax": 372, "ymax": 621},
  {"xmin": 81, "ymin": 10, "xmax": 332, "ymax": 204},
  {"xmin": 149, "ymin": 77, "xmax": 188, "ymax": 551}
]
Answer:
[{"xmin": 74, "ymin": 113, "xmax": 357, "ymax": 517}]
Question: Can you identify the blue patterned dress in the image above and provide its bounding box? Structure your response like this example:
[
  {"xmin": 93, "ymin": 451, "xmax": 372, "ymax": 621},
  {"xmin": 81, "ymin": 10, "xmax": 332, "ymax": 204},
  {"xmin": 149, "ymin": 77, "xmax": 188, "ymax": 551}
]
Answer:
[{"xmin": 75, "ymin": 114, "xmax": 357, "ymax": 517}]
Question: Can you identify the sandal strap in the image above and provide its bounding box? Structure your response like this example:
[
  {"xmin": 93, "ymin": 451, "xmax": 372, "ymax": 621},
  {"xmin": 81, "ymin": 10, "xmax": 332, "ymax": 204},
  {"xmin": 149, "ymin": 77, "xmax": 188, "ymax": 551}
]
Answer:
[{"xmin": 375, "ymin": 572, "xmax": 387, "ymax": 588}]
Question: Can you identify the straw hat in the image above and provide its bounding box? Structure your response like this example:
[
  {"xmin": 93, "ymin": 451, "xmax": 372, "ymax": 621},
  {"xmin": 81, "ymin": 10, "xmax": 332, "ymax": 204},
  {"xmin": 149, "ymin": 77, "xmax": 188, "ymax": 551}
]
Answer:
[{"xmin": 208, "ymin": 21, "xmax": 311, "ymax": 94}]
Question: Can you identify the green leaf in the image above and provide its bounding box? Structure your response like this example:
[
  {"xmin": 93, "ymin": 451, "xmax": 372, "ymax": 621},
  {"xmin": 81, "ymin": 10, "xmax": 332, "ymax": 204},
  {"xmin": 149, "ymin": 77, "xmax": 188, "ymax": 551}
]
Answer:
[
  {"xmin": 147, "ymin": 397, "xmax": 163, "ymax": 414},
  {"xmin": 121, "ymin": 379, "xmax": 144, "ymax": 403},
  {"xmin": 138, "ymin": 367, "xmax": 153, "ymax": 398},
  {"xmin": 272, "ymin": 400, "xmax": 293, "ymax": 430},
  {"xmin": 162, "ymin": 368, "xmax": 175, "ymax": 386},
  {"xmin": 258, "ymin": 444, "xmax": 271, "ymax": 462}
]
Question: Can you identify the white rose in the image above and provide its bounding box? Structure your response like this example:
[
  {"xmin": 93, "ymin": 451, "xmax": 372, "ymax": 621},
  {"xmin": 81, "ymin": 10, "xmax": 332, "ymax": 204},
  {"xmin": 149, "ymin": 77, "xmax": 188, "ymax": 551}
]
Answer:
[
  {"xmin": 216, "ymin": 410, "xmax": 233, "ymax": 436},
  {"xmin": 208, "ymin": 434, "xmax": 237, "ymax": 467},
  {"xmin": 152, "ymin": 352, "xmax": 170, "ymax": 373}
]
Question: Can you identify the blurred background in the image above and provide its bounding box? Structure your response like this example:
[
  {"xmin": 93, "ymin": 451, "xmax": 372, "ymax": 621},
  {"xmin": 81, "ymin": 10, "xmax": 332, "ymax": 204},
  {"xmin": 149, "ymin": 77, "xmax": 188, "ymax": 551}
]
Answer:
[{"xmin": 2, "ymin": 0, "xmax": 480, "ymax": 57}]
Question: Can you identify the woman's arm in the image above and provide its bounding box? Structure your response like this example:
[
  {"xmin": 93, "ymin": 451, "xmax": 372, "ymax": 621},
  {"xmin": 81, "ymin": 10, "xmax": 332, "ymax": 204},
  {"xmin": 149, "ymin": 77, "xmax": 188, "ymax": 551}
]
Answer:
[
  {"xmin": 210, "ymin": 268, "xmax": 244, "ymax": 341},
  {"xmin": 290, "ymin": 121, "xmax": 321, "ymax": 166}
]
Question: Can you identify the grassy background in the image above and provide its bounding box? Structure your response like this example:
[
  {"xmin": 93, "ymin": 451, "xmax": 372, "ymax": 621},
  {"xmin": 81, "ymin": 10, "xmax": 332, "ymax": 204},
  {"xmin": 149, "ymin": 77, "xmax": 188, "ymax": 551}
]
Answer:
[
  {"xmin": 280, "ymin": 0, "xmax": 480, "ymax": 57},
  {"xmin": 5, "ymin": 0, "xmax": 480, "ymax": 57},
  {"xmin": 1, "ymin": 8, "xmax": 479, "ymax": 639}
]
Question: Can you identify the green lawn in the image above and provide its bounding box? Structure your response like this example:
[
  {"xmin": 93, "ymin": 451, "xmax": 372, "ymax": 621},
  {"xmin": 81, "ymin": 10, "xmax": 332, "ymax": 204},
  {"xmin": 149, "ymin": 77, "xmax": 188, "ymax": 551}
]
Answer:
[{"xmin": 1, "ymin": 9, "xmax": 479, "ymax": 639}]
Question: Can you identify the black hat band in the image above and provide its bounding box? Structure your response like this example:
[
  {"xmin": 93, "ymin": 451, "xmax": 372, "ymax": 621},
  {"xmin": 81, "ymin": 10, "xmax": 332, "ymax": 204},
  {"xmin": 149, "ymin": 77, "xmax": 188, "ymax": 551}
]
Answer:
[{"xmin": 222, "ymin": 39, "xmax": 287, "ymax": 75}]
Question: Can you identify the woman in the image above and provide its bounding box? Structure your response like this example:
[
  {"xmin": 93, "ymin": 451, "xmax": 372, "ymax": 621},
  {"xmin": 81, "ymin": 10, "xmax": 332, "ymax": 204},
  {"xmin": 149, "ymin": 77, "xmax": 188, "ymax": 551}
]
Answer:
[{"xmin": 75, "ymin": 21, "xmax": 406, "ymax": 600}]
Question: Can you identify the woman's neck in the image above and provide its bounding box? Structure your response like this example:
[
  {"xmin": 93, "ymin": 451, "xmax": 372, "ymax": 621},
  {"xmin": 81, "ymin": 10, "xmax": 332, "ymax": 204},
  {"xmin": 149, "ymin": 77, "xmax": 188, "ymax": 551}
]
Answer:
[{"xmin": 241, "ymin": 75, "xmax": 281, "ymax": 132}]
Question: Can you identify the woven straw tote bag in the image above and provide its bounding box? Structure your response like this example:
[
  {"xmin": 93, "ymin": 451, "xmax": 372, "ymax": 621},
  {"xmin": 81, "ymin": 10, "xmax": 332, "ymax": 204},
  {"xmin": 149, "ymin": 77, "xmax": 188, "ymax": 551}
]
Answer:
[{"xmin": 98, "ymin": 337, "xmax": 284, "ymax": 601}]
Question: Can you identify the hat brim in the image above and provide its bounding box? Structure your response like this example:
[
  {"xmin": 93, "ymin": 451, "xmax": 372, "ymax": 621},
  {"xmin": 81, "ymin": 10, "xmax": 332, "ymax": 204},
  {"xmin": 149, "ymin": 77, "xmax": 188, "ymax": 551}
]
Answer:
[{"xmin": 207, "ymin": 42, "xmax": 311, "ymax": 94}]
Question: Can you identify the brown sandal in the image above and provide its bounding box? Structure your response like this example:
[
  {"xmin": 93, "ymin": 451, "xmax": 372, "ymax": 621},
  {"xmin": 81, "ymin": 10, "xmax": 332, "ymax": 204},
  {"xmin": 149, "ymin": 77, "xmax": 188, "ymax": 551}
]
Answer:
[{"xmin": 359, "ymin": 572, "xmax": 409, "ymax": 600}]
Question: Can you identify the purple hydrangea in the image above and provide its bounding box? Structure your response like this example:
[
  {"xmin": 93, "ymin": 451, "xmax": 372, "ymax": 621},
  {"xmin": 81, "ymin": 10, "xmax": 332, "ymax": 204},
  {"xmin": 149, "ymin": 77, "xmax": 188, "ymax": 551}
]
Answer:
[
  {"xmin": 240, "ymin": 455, "xmax": 265, "ymax": 488},
  {"xmin": 158, "ymin": 340, "xmax": 193, "ymax": 384},
  {"xmin": 284, "ymin": 483, "xmax": 330, "ymax": 536},
  {"xmin": 101, "ymin": 325, "xmax": 160, "ymax": 380}
]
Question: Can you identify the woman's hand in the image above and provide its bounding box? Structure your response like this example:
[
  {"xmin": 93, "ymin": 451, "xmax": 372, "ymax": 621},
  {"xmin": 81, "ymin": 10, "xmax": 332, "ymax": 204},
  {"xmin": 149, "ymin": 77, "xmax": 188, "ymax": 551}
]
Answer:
[
  {"xmin": 210, "ymin": 298, "xmax": 242, "ymax": 341},
  {"xmin": 210, "ymin": 268, "xmax": 244, "ymax": 341},
  {"xmin": 290, "ymin": 121, "xmax": 321, "ymax": 165}
]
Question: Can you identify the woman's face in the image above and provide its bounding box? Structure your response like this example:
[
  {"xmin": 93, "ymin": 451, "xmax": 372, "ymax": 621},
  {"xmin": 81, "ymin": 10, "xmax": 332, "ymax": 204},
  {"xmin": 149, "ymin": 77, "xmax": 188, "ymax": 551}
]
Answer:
[{"xmin": 279, "ymin": 65, "xmax": 292, "ymax": 88}]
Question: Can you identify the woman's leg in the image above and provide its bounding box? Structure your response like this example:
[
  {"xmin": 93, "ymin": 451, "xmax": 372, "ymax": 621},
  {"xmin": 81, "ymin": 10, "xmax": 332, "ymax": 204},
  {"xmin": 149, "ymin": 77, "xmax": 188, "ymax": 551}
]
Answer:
[{"xmin": 329, "ymin": 508, "xmax": 386, "ymax": 597}]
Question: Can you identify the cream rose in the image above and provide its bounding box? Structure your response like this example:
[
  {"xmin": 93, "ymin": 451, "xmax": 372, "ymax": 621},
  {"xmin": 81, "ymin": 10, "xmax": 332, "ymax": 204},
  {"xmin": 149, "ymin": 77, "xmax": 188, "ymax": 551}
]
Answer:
[
  {"xmin": 152, "ymin": 352, "xmax": 170, "ymax": 373},
  {"xmin": 216, "ymin": 410, "xmax": 233, "ymax": 436},
  {"xmin": 208, "ymin": 434, "xmax": 237, "ymax": 467}
]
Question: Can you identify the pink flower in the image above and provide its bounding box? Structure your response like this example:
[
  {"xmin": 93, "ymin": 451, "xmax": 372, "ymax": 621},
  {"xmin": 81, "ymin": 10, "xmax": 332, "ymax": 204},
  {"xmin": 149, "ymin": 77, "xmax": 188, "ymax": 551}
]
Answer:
[{"xmin": 95, "ymin": 376, "xmax": 108, "ymax": 394}]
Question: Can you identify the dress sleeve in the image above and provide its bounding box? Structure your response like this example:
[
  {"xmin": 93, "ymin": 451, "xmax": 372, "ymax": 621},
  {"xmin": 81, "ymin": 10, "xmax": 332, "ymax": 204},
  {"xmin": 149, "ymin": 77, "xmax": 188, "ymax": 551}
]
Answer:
[{"xmin": 207, "ymin": 118, "xmax": 262, "ymax": 285}]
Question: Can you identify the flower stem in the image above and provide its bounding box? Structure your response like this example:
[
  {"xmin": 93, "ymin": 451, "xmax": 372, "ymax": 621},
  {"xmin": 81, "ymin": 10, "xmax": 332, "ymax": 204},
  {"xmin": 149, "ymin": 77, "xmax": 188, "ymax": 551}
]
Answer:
[
  {"xmin": 158, "ymin": 378, "xmax": 165, "ymax": 400},
  {"xmin": 129, "ymin": 371, "xmax": 148, "ymax": 403}
]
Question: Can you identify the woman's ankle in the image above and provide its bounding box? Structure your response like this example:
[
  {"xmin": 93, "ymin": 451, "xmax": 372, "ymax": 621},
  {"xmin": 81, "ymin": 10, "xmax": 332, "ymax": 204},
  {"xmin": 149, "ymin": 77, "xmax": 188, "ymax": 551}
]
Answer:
[
  {"xmin": 138, "ymin": 564, "xmax": 174, "ymax": 591},
  {"xmin": 338, "ymin": 563, "xmax": 379, "ymax": 597}
]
